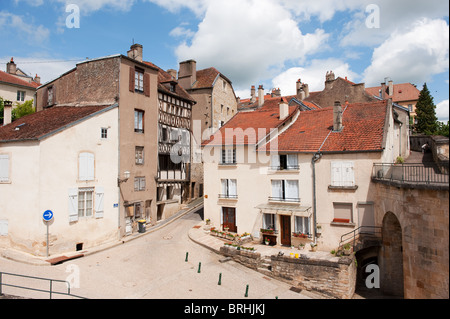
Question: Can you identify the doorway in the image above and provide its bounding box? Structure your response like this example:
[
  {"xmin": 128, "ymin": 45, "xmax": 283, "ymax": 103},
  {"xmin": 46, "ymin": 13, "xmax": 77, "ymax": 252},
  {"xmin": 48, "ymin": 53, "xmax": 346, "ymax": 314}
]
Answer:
[
  {"xmin": 280, "ymin": 215, "xmax": 291, "ymax": 246},
  {"xmin": 222, "ymin": 207, "xmax": 237, "ymax": 233}
]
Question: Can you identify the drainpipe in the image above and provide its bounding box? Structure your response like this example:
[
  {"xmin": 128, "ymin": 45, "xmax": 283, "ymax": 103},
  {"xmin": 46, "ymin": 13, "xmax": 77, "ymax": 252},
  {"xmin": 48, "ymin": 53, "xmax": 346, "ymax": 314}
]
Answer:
[{"xmin": 311, "ymin": 152, "xmax": 323, "ymax": 243}]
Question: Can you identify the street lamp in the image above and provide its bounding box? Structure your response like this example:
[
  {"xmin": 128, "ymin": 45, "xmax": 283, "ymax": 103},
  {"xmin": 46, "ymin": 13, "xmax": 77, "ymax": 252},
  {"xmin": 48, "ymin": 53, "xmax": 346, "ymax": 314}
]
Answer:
[{"xmin": 118, "ymin": 171, "xmax": 130, "ymax": 186}]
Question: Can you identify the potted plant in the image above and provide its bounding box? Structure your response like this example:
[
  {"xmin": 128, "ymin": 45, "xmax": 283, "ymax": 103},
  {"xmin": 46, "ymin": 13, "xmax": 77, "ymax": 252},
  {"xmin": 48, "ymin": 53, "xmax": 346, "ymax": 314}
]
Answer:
[
  {"xmin": 298, "ymin": 243, "xmax": 305, "ymax": 250},
  {"xmin": 206, "ymin": 219, "xmax": 211, "ymax": 225},
  {"xmin": 316, "ymin": 224, "xmax": 322, "ymax": 235},
  {"xmin": 264, "ymin": 238, "xmax": 270, "ymax": 245},
  {"xmin": 343, "ymin": 243, "xmax": 352, "ymax": 256},
  {"xmin": 310, "ymin": 242, "xmax": 318, "ymax": 252}
]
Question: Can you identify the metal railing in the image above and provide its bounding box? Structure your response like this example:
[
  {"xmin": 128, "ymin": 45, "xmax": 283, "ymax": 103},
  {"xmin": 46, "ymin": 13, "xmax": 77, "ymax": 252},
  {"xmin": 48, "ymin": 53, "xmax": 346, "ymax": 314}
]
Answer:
[
  {"xmin": 268, "ymin": 197, "xmax": 301, "ymax": 203},
  {"xmin": 372, "ymin": 163, "xmax": 449, "ymax": 185},
  {"xmin": 0, "ymin": 272, "xmax": 87, "ymax": 299},
  {"xmin": 338, "ymin": 226, "xmax": 382, "ymax": 252}
]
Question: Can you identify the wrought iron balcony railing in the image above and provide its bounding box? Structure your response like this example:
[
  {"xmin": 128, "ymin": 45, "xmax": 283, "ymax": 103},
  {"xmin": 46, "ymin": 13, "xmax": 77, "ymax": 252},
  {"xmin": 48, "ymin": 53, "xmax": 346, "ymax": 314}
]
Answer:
[{"xmin": 372, "ymin": 163, "xmax": 449, "ymax": 186}]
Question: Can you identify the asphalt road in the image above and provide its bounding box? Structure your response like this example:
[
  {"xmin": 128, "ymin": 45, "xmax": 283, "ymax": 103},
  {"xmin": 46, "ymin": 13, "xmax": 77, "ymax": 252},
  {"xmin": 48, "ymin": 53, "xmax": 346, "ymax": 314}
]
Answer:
[{"xmin": 0, "ymin": 209, "xmax": 313, "ymax": 300}]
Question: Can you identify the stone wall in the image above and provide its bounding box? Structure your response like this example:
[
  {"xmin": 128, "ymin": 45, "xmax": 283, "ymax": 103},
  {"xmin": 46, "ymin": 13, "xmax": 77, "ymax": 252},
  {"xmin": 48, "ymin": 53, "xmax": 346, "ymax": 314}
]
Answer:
[
  {"xmin": 373, "ymin": 182, "xmax": 449, "ymax": 299},
  {"xmin": 271, "ymin": 255, "xmax": 356, "ymax": 299},
  {"xmin": 219, "ymin": 246, "xmax": 357, "ymax": 299}
]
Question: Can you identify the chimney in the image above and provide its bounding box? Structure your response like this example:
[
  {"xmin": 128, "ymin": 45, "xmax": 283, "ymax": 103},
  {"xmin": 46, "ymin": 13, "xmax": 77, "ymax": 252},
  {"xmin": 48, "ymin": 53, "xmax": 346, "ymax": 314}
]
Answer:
[
  {"xmin": 279, "ymin": 98, "xmax": 289, "ymax": 121},
  {"xmin": 167, "ymin": 69, "xmax": 177, "ymax": 80},
  {"xmin": 271, "ymin": 88, "xmax": 281, "ymax": 97},
  {"xmin": 6, "ymin": 58, "xmax": 16, "ymax": 75},
  {"xmin": 250, "ymin": 85, "xmax": 256, "ymax": 103},
  {"xmin": 178, "ymin": 59, "xmax": 197, "ymax": 90},
  {"xmin": 127, "ymin": 43, "xmax": 143, "ymax": 62},
  {"xmin": 3, "ymin": 100, "xmax": 13, "ymax": 126},
  {"xmin": 325, "ymin": 71, "xmax": 335, "ymax": 90},
  {"xmin": 333, "ymin": 101, "xmax": 343, "ymax": 132},
  {"xmin": 258, "ymin": 85, "xmax": 264, "ymax": 108},
  {"xmin": 34, "ymin": 74, "xmax": 41, "ymax": 85},
  {"xmin": 388, "ymin": 80, "xmax": 394, "ymax": 97}
]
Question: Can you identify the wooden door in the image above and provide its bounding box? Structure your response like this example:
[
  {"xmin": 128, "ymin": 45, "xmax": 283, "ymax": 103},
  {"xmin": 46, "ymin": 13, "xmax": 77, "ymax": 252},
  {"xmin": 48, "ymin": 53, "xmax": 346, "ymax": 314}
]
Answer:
[
  {"xmin": 222, "ymin": 207, "xmax": 237, "ymax": 233},
  {"xmin": 280, "ymin": 215, "xmax": 291, "ymax": 246}
]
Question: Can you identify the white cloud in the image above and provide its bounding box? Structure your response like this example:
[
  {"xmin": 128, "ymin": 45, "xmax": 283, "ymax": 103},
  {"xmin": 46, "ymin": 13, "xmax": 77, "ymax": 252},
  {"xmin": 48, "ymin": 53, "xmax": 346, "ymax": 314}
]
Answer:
[
  {"xmin": 0, "ymin": 11, "xmax": 50, "ymax": 44},
  {"xmin": 173, "ymin": 0, "xmax": 329, "ymax": 89},
  {"xmin": 1, "ymin": 56, "xmax": 81, "ymax": 85},
  {"xmin": 363, "ymin": 18, "xmax": 449, "ymax": 87},
  {"xmin": 271, "ymin": 58, "xmax": 359, "ymax": 97},
  {"xmin": 436, "ymin": 99, "xmax": 449, "ymax": 122}
]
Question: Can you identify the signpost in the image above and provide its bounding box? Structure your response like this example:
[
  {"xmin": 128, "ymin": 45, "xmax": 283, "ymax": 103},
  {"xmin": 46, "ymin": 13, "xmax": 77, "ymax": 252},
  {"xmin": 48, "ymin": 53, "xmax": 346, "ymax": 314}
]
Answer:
[{"xmin": 43, "ymin": 210, "xmax": 54, "ymax": 257}]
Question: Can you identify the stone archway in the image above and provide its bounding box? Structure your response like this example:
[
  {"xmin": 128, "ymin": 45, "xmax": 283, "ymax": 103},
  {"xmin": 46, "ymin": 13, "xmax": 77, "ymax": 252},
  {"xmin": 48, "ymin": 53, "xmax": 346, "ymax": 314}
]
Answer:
[{"xmin": 380, "ymin": 212, "xmax": 404, "ymax": 298}]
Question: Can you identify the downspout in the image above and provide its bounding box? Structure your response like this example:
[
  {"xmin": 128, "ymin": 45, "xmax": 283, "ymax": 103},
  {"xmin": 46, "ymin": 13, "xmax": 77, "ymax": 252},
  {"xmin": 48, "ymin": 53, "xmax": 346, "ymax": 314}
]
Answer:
[{"xmin": 311, "ymin": 151, "xmax": 322, "ymax": 243}]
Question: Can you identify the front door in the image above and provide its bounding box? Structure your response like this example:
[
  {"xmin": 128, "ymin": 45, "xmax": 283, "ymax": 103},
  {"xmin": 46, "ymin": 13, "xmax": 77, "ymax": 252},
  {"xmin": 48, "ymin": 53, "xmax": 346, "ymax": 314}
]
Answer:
[
  {"xmin": 222, "ymin": 207, "xmax": 237, "ymax": 233},
  {"xmin": 280, "ymin": 215, "xmax": 291, "ymax": 246}
]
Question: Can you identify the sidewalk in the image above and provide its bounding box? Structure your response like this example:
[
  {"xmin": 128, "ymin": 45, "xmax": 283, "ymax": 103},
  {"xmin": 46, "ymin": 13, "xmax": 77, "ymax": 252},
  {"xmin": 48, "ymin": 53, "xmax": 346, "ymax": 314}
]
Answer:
[{"xmin": 1, "ymin": 197, "xmax": 204, "ymax": 267}]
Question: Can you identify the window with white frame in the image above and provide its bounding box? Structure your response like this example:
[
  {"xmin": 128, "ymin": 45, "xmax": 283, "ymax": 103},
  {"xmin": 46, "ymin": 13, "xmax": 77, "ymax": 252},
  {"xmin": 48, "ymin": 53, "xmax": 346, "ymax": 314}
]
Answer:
[
  {"xmin": 331, "ymin": 161, "xmax": 355, "ymax": 187},
  {"xmin": 135, "ymin": 146, "xmax": 144, "ymax": 165},
  {"xmin": 262, "ymin": 213, "xmax": 276, "ymax": 230},
  {"xmin": 79, "ymin": 152, "xmax": 95, "ymax": 181},
  {"xmin": 271, "ymin": 154, "xmax": 299, "ymax": 170},
  {"xmin": 17, "ymin": 91, "xmax": 25, "ymax": 102},
  {"xmin": 271, "ymin": 180, "xmax": 299, "ymax": 202},
  {"xmin": 0, "ymin": 154, "xmax": 10, "ymax": 183},
  {"xmin": 220, "ymin": 179, "xmax": 237, "ymax": 199},
  {"xmin": 135, "ymin": 68, "xmax": 144, "ymax": 92},
  {"xmin": 78, "ymin": 188, "xmax": 94, "ymax": 218},
  {"xmin": 101, "ymin": 128, "xmax": 108, "ymax": 139},
  {"xmin": 333, "ymin": 203, "xmax": 353, "ymax": 223},
  {"xmin": 295, "ymin": 216, "xmax": 310, "ymax": 235},
  {"xmin": 134, "ymin": 109, "xmax": 144, "ymax": 133},
  {"xmin": 221, "ymin": 148, "xmax": 236, "ymax": 164}
]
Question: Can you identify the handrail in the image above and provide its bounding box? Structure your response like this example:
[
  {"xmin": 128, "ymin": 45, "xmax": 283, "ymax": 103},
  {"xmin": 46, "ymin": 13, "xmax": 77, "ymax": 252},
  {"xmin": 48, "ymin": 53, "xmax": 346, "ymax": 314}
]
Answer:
[
  {"xmin": 338, "ymin": 226, "xmax": 382, "ymax": 251},
  {"xmin": 372, "ymin": 163, "xmax": 449, "ymax": 185},
  {"xmin": 0, "ymin": 271, "xmax": 87, "ymax": 299}
]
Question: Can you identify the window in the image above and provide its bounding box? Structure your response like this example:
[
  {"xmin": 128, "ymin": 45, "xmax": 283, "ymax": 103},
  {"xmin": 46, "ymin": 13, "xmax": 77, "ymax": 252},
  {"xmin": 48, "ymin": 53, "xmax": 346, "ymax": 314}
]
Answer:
[
  {"xmin": 134, "ymin": 177, "xmax": 146, "ymax": 192},
  {"xmin": 333, "ymin": 203, "xmax": 353, "ymax": 223},
  {"xmin": 79, "ymin": 152, "xmax": 95, "ymax": 181},
  {"xmin": 263, "ymin": 213, "xmax": 276, "ymax": 230},
  {"xmin": 271, "ymin": 154, "xmax": 299, "ymax": 170},
  {"xmin": 220, "ymin": 179, "xmax": 237, "ymax": 199},
  {"xmin": 159, "ymin": 154, "xmax": 182, "ymax": 171},
  {"xmin": 295, "ymin": 216, "xmax": 310, "ymax": 235},
  {"xmin": 0, "ymin": 154, "xmax": 10, "ymax": 183},
  {"xmin": 78, "ymin": 188, "xmax": 94, "ymax": 218},
  {"xmin": 134, "ymin": 110, "xmax": 144, "ymax": 133},
  {"xmin": 47, "ymin": 86, "xmax": 54, "ymax": 105},
  {"xmin": 101, "ymin": 128, "xmax": 108, "ymax": 139},
  {"xmin": 221, "ymin": 148, "xmax": 236, "ymax": 165},
  {"xmin": 135, "ymin": 68, "xmax": 144, "ymax": 92},
  {"xmin": 271, "ymin": 180, "xmax": 299, "ymax": 202},
  {"xmin": 17, "ymin": 91, "xmax": 25, "ymax": 102},
  {"xmin": 331, "ymin": 162, "xmax": 355, "ymax": 187},
  {"xmin": 135, "ymin": 146, "xmax": 144, "ymax": 165}
]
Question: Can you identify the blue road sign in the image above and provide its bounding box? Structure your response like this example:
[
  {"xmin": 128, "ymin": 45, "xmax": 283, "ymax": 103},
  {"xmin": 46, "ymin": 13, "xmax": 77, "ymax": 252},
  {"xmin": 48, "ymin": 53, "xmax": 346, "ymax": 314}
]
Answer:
[{"xmin": 43, "ymin": 210, "xmax": 54, "ymax": 222}]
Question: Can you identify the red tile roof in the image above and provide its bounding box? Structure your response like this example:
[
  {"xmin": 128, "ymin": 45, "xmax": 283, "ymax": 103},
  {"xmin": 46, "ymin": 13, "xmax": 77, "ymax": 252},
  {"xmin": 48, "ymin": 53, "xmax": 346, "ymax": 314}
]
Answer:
[
  {"xmin": 261, "ymin": 100, "xmax": 388, "ymax": 153},
  {"xmin": 366, "ymin": 83, "xmax": 420, "ymax": 103},
  {"xmin": 0, "ymin": 105, "xmax": 113, "ymax": 142},
  {"xmin": 192, "ymin": 67, "xmax": 221, "ymax": 89},
  {"xmin": 204, "ymin": 97, "xmax": 298, "ymax": 146},
  {"xmin": 0, "ymin": 70, "xmax": 40, "ymax": 89}
]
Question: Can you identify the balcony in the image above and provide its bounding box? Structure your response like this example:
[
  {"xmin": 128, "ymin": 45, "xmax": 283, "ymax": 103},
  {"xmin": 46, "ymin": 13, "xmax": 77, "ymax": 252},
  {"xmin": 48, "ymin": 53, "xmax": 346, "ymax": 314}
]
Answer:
[
  {"xmin": 268, "ymin": 196, "xmax": 301, "ymax": 203},
  {"xmin": 372, "ymin": 162, "xmax": 449, "ymax": 190}
]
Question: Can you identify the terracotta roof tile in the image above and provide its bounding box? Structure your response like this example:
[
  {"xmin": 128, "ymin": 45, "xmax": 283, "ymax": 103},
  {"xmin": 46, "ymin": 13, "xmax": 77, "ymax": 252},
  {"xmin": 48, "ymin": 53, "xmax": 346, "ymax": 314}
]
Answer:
[
  {"xmin": 366, "ymin": 83, "xmax": 420, "ymax": 103},
  {"xmin": 192, "ymin": 67, "xmax": 221, "ymax": 89},
  {"xmin": 0, "ymin": 70, "xmax": 40, "ymax": 89},
  {"xmin": 0, "ymin": 105, "xmax": 113, "ymax": 142}
]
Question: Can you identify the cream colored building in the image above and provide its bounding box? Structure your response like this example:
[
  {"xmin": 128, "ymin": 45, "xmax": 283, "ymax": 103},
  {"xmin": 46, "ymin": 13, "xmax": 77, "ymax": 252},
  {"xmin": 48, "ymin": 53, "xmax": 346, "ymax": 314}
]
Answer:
[
  {"xmin": 0, "ymin": 105, "xmax": 119, "ymax": 256},
  {"xmin": 203, "ymin": 97, "xmax": 409, "ymax": 251}
]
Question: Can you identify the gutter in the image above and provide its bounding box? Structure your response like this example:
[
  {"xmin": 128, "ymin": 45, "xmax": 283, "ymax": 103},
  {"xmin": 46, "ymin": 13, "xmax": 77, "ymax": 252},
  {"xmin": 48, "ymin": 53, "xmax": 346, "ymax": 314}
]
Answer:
[{"xmin": 311, "ymin": 151, "xmax": 322, "ymax": 244}]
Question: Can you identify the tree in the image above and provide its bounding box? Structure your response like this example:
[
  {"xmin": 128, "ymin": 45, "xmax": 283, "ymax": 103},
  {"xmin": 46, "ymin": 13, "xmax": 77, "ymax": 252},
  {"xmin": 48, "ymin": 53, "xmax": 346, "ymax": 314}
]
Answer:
[
  {"xmin": 414, "ymin": 83, "xmax": 438, "ymax": 135},
  {"xmin": 12, "ymin": 99, "xmax": 35, "ymax": 121},
  {"xmin": 436, "ymin": 121, "xmax": 449, "ymax": 138}
]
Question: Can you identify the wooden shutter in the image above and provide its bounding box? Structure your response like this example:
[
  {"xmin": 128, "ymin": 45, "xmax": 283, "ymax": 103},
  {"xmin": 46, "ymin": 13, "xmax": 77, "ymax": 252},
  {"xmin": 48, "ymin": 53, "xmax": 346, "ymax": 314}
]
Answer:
[
  {"xmin": 79, "ymin": 153, "xmax": 95, "ymax": 181},
  {"xmin": 129, "ymin": 67, "xmax": 135, "ymax": 92},
  {"xmin": 331, "ymin": 162, "xmax": 342, "ymax": 187},
  {"xmin": 221, "ymin": 179, "xmax": 227, "ymax": 196},
  {"xmin": 285, "ymin": 180, "xmax": 299, "ymax": 201},
  {"xmin": 271, "ymin": 180, "xmax": 282, "ymax": 199},
  {"xmin": 0, "ymin": 154, "xmax": 9, "ymax": 182},
  {"xmin": 95, "ymin": 187, "xmax": 105, "ymax": 219},
  {"xmin": 144, "ymin": 73, "xmax": 150, "ymax": 97},
  {"xmin": 42, "ymin": 88, "xmax": 49, "ymax": 107},
  {"xmin": 271, "ymin": 155, "xmax": 280, "ymax": 169},
  {"xmin": 229, "ymin": 179, "xmax": 237, "ymax": 197},
  {"xmin": 68, "ymin": 188, "xmax": 79, "ymax": 222},
  {"xmin": 342, "ymin": 162, "xmax": 355, "ymax": 186}
]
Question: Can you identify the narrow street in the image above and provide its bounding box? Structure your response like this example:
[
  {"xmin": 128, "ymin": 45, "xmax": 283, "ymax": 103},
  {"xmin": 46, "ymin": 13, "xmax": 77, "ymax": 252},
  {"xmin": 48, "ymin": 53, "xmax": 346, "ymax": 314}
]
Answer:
[{"xmin": 0, "ymin": 209, "xmax": 315, "ymax": 299}]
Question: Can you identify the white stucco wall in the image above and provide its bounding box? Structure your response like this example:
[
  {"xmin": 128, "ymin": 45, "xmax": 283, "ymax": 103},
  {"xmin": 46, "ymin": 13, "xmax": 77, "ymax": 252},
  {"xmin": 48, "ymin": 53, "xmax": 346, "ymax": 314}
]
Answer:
[{"xmin": 0, "ymin": 106, "xmax": 120, "ymax": 256}]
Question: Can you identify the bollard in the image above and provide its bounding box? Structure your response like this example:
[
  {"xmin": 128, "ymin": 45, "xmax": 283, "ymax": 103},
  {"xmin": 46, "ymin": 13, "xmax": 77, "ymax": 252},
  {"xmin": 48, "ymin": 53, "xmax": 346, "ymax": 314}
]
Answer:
[
  {"xmin": 198, "ymin": 262, "xmax": 201, "ymax": 273},
  {"xmin": 218, "ymin": 273, "xmax": 222, "ymax": 286},
  {"xmin": 185, "ymin": 252, "xmax": 189, "ymax": 262},
  {"xmin": 245, "ymin": 284, "xmax": 249, "ymax": 298}
]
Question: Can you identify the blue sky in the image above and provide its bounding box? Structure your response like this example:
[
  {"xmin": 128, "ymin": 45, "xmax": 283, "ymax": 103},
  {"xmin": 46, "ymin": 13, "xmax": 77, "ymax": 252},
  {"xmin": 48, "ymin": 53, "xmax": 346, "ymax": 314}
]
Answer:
[{"xmin": 1, "ymin": 0, "xmax": 449, "ymax": 121}]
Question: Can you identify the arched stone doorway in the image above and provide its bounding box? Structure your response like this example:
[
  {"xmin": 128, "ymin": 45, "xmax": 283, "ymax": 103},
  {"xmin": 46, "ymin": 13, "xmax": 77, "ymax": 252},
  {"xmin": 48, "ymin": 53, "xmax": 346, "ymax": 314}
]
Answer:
[{"xmin": 380, "ymin": 212, "xmax": 404, "ymax": 298}]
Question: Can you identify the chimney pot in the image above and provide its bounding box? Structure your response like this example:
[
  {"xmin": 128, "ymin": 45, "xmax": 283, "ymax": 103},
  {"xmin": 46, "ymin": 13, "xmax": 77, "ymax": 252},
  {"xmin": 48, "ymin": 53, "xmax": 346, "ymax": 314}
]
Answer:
[
  {"xmin": 127, "ymin": 43, "xmax": 143, "ymax": 62},
  {"xmin": 258, "ymin": 85, "xmax": 264, "ymax": 108},
  {"xmin": 279, "ymin": 98, "xmax": 289, "ymax": 121},
  {"xmin": 333, "ymin": 101, "xmax": 343, "ymax": 132},
  {"xmin": 3, "ymin": 100, "xmax": 13, "ymax": 126}
]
